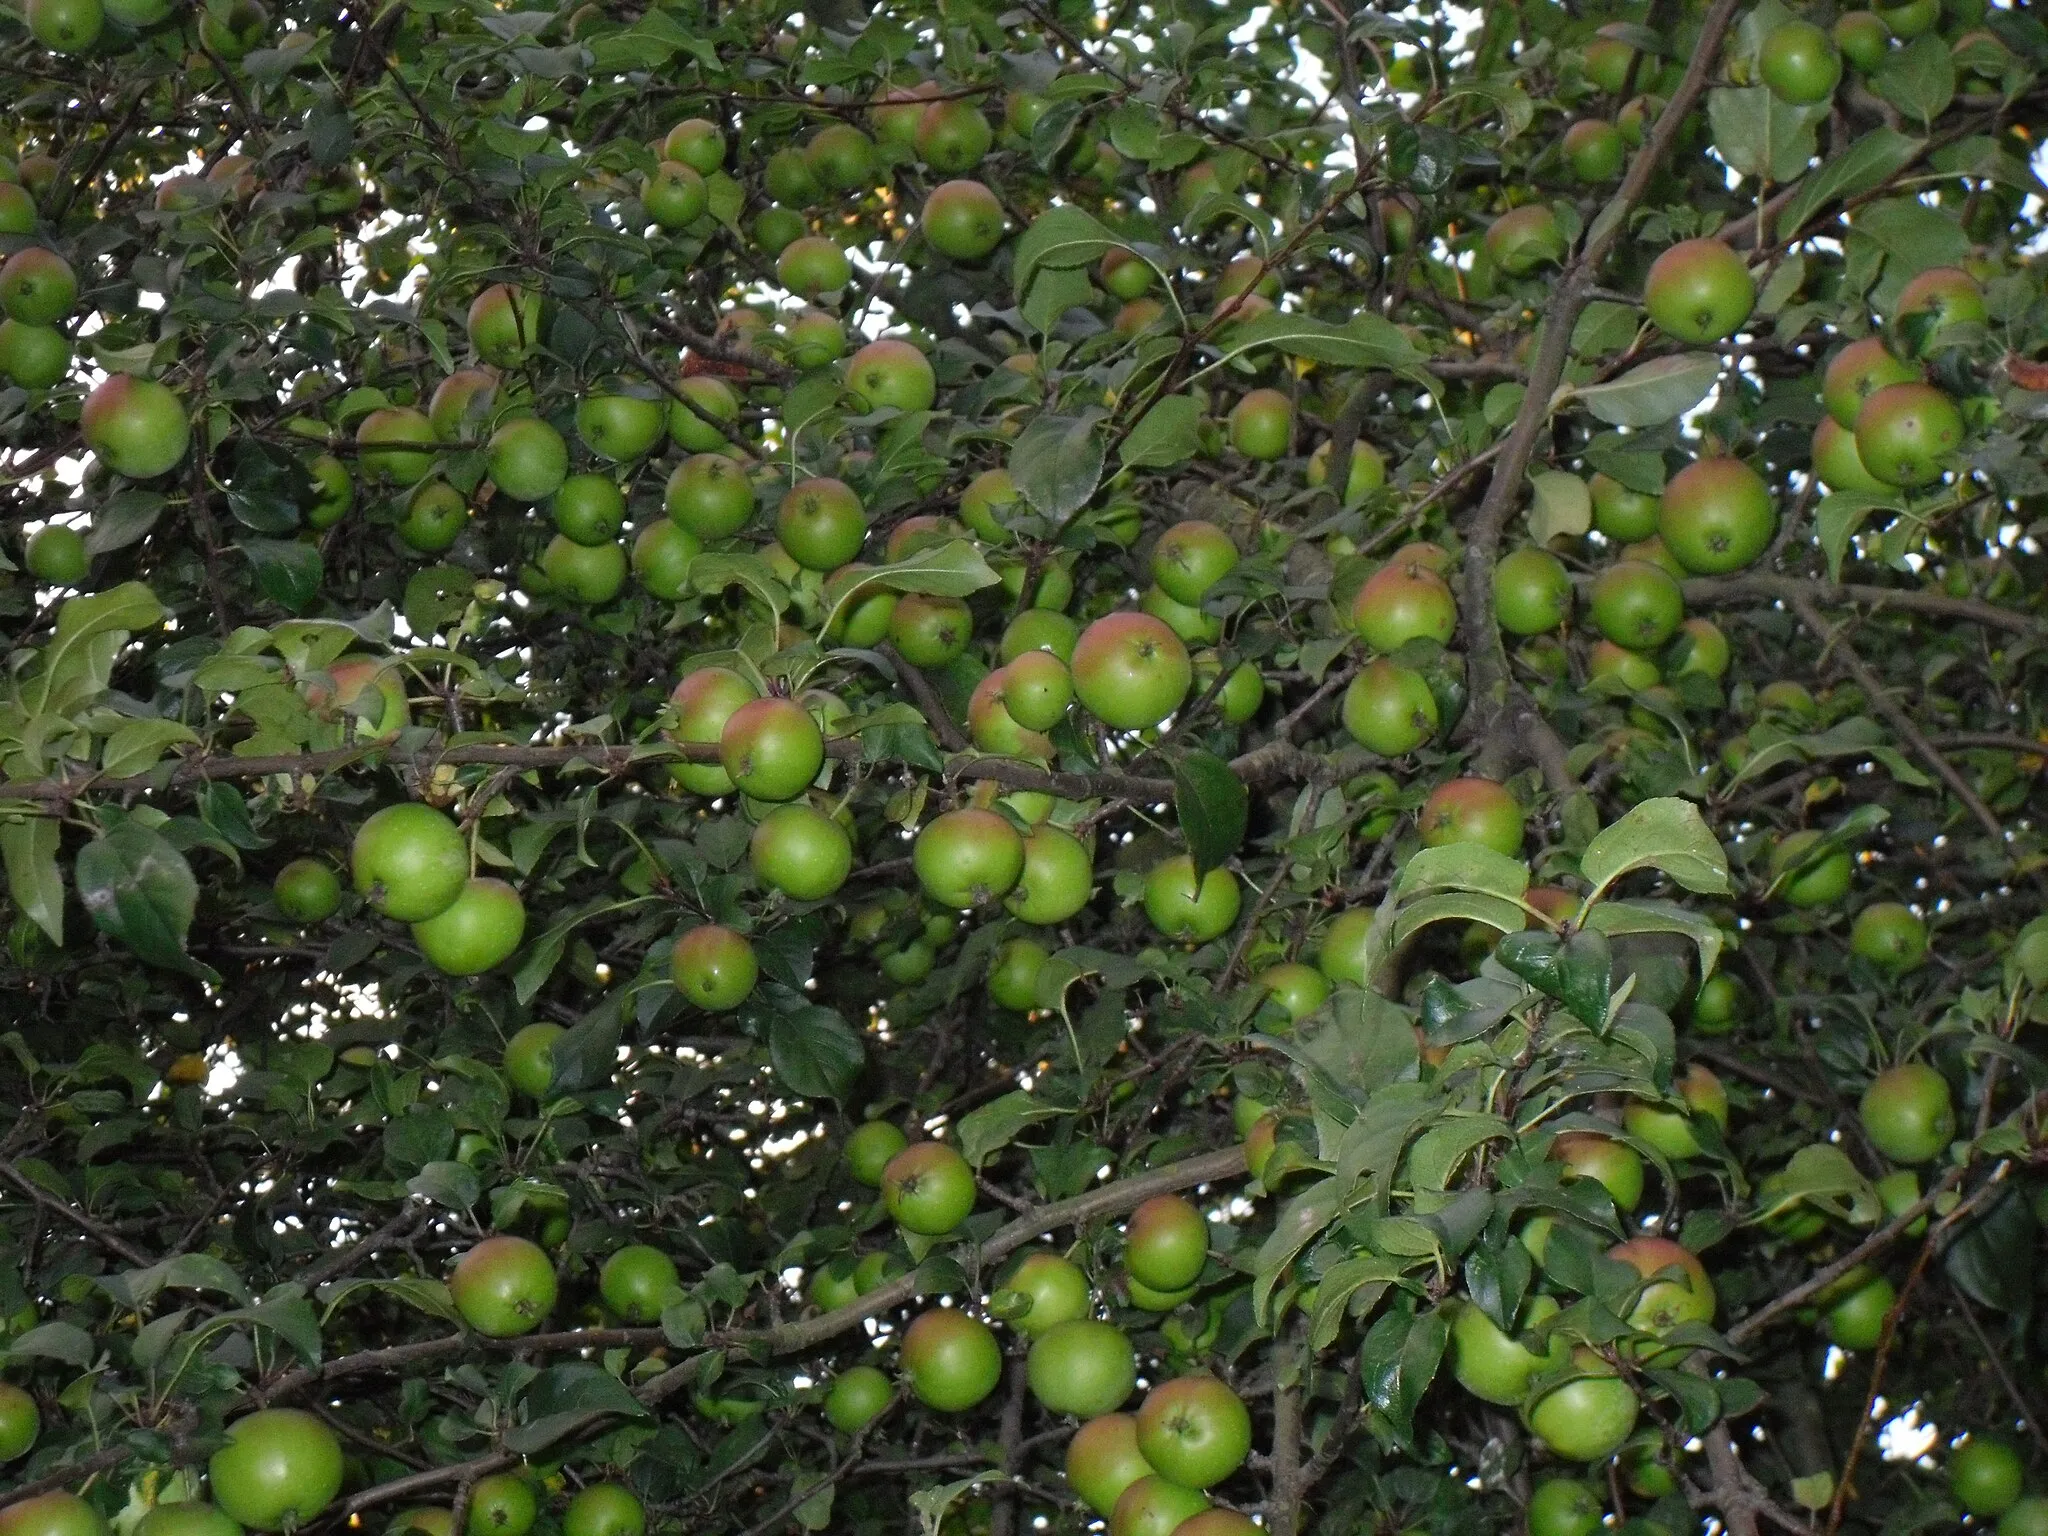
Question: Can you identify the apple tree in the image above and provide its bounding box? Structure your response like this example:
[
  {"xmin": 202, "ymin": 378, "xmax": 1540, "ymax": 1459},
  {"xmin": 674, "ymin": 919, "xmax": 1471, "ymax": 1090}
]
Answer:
[{"xmin": 1, "ymin": 0, "xmax": 2047, "ymax": 1532}]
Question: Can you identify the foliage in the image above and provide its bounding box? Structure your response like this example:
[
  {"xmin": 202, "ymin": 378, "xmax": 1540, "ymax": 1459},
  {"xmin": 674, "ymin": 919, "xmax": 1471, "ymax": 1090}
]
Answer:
[{"xmin": 0, "ymin": 0, "xmax": 2046, "ymax": 1534}]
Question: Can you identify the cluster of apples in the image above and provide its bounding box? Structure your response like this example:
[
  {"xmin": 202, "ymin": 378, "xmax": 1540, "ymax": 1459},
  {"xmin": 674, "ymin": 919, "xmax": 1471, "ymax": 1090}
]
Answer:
[
  {"xmin": 1948, "ymin": 1435, "xmax": 2048, "ymax": 1536},
  {"xmin": 1753, "ymin": 1058, "xmax": 1954, "ymax": 1350},
  {"xmin": 813, "ymin": 1126, "xmax": 1257, "ymax": 1536},
  {"xmin": 9, "ymin": 1416, "xmax": 641, "ymax": 1536},
  {"xmin": 0, "ymin": 1411, "xmax": 634, "ymax": 1536},
  {"xmin": 1441, "ymin": 1125, "xmax": 1721, "ymax": 1462}
]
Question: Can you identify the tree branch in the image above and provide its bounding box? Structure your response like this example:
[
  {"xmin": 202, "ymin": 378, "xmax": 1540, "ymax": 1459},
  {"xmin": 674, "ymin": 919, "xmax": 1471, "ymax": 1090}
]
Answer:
[
  {"xmin": 1263, "ymin": 1320, "xmax": 1307, "ymax": 1536},
  {"xmin": 0, "ymin": 729, "xmax": 1346, "ymax": 811},
  {"xmin": 1458, "ymin": 0, "xmax": 1747, "ymax": 737},
  {"xmin": 1788, "ymin": 594, "xmax": 2006, "ymax": 840},
  {"xmin": 877, "ymin": 644, "xmax": 971, "ymax": 753},
  {"xmin": 1680, "ymin": 573, "xmax": 2045, "ymax": 640},
  {"xmin": 673, "ymin": 1145, "xmax": 1249, "ymax": 1367},
  {"xmin": 0, "ymin": 1159, "xmax": 154, "ymax": 1267}
]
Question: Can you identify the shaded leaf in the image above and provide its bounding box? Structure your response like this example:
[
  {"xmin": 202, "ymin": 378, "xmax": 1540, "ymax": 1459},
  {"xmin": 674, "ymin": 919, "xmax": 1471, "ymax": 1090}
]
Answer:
[
  {"xmin": 1119, "ymin": 395, "xmax": 1202, "ymax": 469},
  {"xmin": 0, "ymin": 818, "xmax": 64, "ymax": 946},
  {"xmin": 1010, "ymin": 413, "xmax": 1106, "ymax": 524},
  {"xmin": 769, "ymin": 1006, "xmax": 865, "ymax": 1100},
  {"xmin": 1173, "ymin": 749, "xmax": 1247, "ymax": 879},
  {"xmin": 75, "ymin": 821, "xmax": 200, "ymax": 972},
  {"xmin": 241, "ymin": 540, "xmax": 324, "ymax": 614}
]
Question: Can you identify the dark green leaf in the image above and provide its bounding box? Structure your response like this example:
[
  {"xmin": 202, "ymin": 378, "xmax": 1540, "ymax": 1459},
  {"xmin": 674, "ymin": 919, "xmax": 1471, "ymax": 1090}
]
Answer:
[
  {"xmin": 1557, "ymin": 928, "xmax": 1614, "ymax": 1030},
  {"xmin": 75, "ymin": 821, "xmax": 199, "ymax": 972},
  {"xmin": 1119, "ymin": 395, "xmax": 1201, "ymax": 469},
  {"xmin": 0, "ymin": 818, "xmax": 64, "ymax": 946},
  {"xmin": 1872, "ymin": 34, "xmax": 1956, "ymax": 128},
  {"xmin": 1172, "ymin": 749, "xmax": 1248, "ymax": 879},
  {"xmin": 226, "ymin": 437, "xmax": 316, "ymax": 533},
  {"xmin": 1944, "ymin": 1181, "xmax": 2037, "ymax": 1313},
  {"xmin": 1010, "ymin": 413, "xmax": 1106, "ymax": 524},
  {"xmin": 769, "ymin": 1006, "xmax": 865, "ymax": 1099},
  {"xmin": 241, "ymin": 540, "xmax": 324, "ymax": 614},
  {"xmin": 404, "ymin": 565, "xmax": 476, "ymax": 635},
  {"xmin": 1359, "ymin": 1298, "xmax": 1448, "ymax": 1443},
  {"xmin": 1495, "ymin": 930, "xmax": 1564, "ymax": 996},
  {"xmin": 1462, "ymin": 1233, "xmax": 1531, "ymax": 1334}
]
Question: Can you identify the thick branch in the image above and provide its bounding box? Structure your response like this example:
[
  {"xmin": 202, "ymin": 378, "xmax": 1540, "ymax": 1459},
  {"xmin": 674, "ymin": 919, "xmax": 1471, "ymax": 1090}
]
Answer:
[{"xmin": 1264, "ymin": 1321, "xmax": 1307, "ymax": 1536}]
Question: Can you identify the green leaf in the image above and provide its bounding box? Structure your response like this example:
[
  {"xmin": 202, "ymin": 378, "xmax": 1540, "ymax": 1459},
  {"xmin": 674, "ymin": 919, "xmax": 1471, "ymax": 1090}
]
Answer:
[
  {"xmin": 1944, "ymin": 1181, "xmax": 2036, "ymax": 1314},
  {"xmin": 1220, "ymin": 312, "xmax": 1434, "ymax": 387},
  {"xmin": 1583, "ymin": 899, "xmax": 1728, "ymax": 985},
  {"xmin": 1012, "ymin": 204, "xmax": 1115, "ymax": 297},
  {"xmin": 1020, "ymin": 265, "xmax": 1098, "ymax": 336},
  {"xmin": 1119, "ymin": 395, "xmax": 1202, "ymax": 469},
  {"xmin": 27, "ymin": 583, "xmax": 163, "ymax": 717},
  {"xmin": 85, "ymin": 491, "xmax": 166, "ymax": 555},
  {"xmin": 1172, "ymin": 749, "xmax": 1247, "ymax": 879},
  {"xmin": 1526, "ymin": 470, "xmax": 1592, "ymax": 543},
  {"xmin": 404, "ymin": 565, "xmax": 477, "ymax": 636},
  {"xmin": 769, "ymin": 1006, "xmax": 865, "ymax": 1099},
  {"xmin": 1556, "ymin": 928, "xmax": 1614, "ymax": 1030},
  {"xmin": 690, "ymin": 551, "xmax": 788, "ymax": 624},
  {"xmin": 306, "ymin": 93, "xmax": 355, "ymax": 167},
  {"xmin": 2, "ymin": 1321, "xmax": 95, "ymax": 1367},
  {"xmin": 956, "ymin": 1090, "xmax": 1068, "ymax": 1168},
  {"xmin": 0, "ymin": 817, "xmax": 64, "ymax": 945},
  {"xmin": 1360, "ymin": 1297, "xmax": 1448, "ymax": 1443},
  {"xmin": 1791, "ymin": 1473, "xmax": 1836, "ymax": 1513},
  {"xmin": 240, "ymin": 540, "xmax": 324, "ymax": 614},
  {"xmin": 1760, "ymin": 1142, "xmax": 1879, "ymax": 1226},
  {"xmin": 508, "ymin": 1362, "xmax": 651, "ymax": 1452},
  {"xmin": 1872, "ymin": 34, "xmax": 1956, "ymax": 128},
  {"xmin": 1390, "ymin": 891, "xmax": 1527, "ymax": 950},
  {"xmin": 225, "ymin": 438, "xmax": 316, "ymax": 534},
  {"xmin": 1706, "ymin": 85, "xmax": 1827, "ymax": 183},
  {"xmin": 218, "ymin": 1290, "xmax": 325, "ymax": 1365},
  {"xmin": 819, "ymin": 541, "xmax": 999, "ymax": 640},
  {"xmin": 1393, "ymin": 843, "xmax": 1531, "ymax": 905},
  {"xmin": 1496, "ymin": 930, "xmax": 1564, "ymax": 996},
  {"xmin": 1105, "ymin": 101, "xmax": 1160, "ymax": 161},
  {"xmin": 1578, "ymin": 797, "xmax": 1731, "ymax": 907},
  {"xmin": 846, "ymin": 539, "xmax": 1000, "ymax": 597},
  {"xmin": 1407, "ymin": 1116, "xmax": 1514, "ymax": 1191},
  {"xmin": 1850, "ymin": 197, "xmax": 1974, "ymax": 276},
  {"xmin": 1722, "ymin": 715, "xmax": 1933, "ymax": 792},
  {"xmin": 75, "ymin": 821, "xmax": 201, "ymax": 973},
  {"xmin": 1010, "ymin": 412, "xmax": 1106, "ymax": 524},
  {"xmin": 1778, "ymin": 129, "xmax": 1925, "ymax": 238},
  {"xmin": 911, "ymin": 1475, "xmax": 1009, "ymax": 1536},
  {"xmin": 549, "ymin": 998, "xmax": 625, "ymax": 1094},
  {"xmin": 100, "ymin": 719, "xmax": 197, "ymax": 779},
  {"xmin": 1644, "ymin": 1367, "xmax": 1722, "ymax": 1435},
  {"xmin": 1814, "ymin": 491, "xmax": 1901, "ymax": 581},
  {"xmin": 1570, "ymin": 353, "xmax": 1721, "ymax": 428},
  {"xmin": 1462, "ymin": 1234, "xmax": 1532, "ymax": 1334},
  {"xmin": 109, "ymin": 1252, "xmax": 251, "ymax": 1309},
  {"xmin": 407, "ymin": 1160, "xmax": 482, "ymax": 1210}
]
